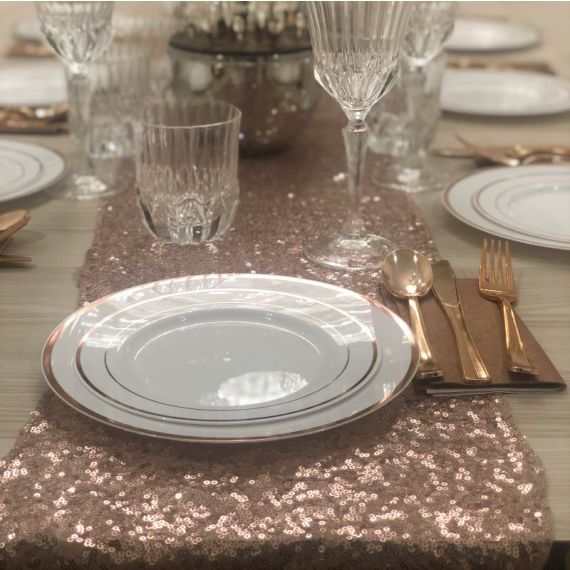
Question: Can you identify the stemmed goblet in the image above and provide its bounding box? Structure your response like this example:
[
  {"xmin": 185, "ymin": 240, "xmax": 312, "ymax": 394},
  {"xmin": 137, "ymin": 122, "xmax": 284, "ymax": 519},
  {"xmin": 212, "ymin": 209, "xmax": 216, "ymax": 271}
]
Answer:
[
  {"xmin": 304, "ymin": 1, "xmax": 410, "ymax": 270},
  {"xmin": 37, "ymin": 2, "xmax": 114, "ymax": 200}
]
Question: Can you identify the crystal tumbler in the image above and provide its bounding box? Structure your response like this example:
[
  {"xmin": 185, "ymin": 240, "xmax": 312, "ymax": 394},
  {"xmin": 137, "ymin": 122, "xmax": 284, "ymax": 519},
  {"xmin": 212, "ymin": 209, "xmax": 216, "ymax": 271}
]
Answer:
[
  {"xmin": 87, "ymin": 41, "xmax": 152, "ymax": 190},
  {"xmin": 134, "ymin": 100, "xmax": 241, "ymax": 244},
  {"xmin": 368, "ymin": 52, "xmax": 447, "ymax": 192}
]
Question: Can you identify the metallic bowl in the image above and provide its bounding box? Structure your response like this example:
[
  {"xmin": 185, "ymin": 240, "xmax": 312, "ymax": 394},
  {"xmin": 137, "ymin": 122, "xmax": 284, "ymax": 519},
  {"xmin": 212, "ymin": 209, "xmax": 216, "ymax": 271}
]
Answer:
[{"xmin": 169, "ymin": 41, "xmax": 320, "ymax": 155}]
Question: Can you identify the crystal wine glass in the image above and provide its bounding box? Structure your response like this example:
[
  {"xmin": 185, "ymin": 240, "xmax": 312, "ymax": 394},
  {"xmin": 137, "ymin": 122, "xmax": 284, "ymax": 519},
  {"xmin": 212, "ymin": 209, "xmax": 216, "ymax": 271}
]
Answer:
[
  {"xmin": 304, "ymin": 1, "xmax": 410, "ymax": 270},
  {"xmin": 37, "ymin": 1, "xmax": 114, "ymax": 200},
  {"xmin": 370, "ymin": 2, "xmax": 455, "ymax": 194}
]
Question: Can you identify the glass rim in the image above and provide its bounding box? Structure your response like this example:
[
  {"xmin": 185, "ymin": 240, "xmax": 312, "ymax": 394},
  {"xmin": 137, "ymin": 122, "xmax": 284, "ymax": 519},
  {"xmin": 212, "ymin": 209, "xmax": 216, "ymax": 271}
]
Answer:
[{"xmin": 137, "ymin": 100, "xmax": 242, "ymax": 130}]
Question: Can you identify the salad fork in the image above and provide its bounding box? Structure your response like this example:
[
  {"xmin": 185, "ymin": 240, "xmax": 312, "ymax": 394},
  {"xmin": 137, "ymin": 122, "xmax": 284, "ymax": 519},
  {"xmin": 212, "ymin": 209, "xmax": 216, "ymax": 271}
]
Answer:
[{"xmin": 479, "ymin": 239, "xmax": 538, "ymax": 375}]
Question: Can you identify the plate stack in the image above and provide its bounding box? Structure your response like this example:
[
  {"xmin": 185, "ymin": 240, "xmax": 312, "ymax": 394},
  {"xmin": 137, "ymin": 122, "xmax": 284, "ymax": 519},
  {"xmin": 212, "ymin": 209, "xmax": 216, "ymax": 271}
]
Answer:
[
  {"xmin": 444, "ymin": 165, "xmax": 570, "ymax": 250},
  {"xmin": 0, "ymin": 140, "xmax": 65, "ymax": 202},
  {"xmin": 43, "ymin": 274, "xmax": 418, "ymax": 442}
]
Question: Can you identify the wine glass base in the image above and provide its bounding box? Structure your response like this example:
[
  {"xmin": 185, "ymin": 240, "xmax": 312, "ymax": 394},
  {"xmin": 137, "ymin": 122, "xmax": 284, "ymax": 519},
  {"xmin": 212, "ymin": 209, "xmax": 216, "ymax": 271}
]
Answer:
[
  {"xmin": 48, "ymin": 173, "xmax": 128, "ymax": 201},
  {"xmin": 304, "ymin": 233, "xmax": 395, "ymax": 271}
]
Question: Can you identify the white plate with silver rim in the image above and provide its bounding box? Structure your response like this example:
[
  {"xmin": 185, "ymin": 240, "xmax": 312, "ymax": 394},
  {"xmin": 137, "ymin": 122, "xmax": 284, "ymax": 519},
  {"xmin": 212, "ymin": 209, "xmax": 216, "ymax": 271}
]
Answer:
[
  {"xmin": 0, "ymin": 62, "xmax": 66, "ymax": 108},
  {"xmin": 441, "ymin": 70, "xmax": 570, "ymax": 117},
  {"xmin": 445, "ymin": 16, "xmax": 540, "ymax": 52},
  {"xmin": 0, "ymin": 147, "xmax": 41, "ymax": 195},
  {"xmin": 43, "ymin": 274, "xmax": 418, "ymax": 443},
  {"xmin": 473, "ymin": 172, "xmax": 570, "ymax": 244},
  {"xmin": 0, "ymin": 140, "xmax": 66, "ymax": 202},
  {"xmin": 13, "ymin": 16, "xmax": 45, "ymax": 44},
  {"xmin": 77, "ymin": 287, "xmax": 381, "ymax": 423},
  {"xmin": 443, "ymin": 164, "xmax": 570, "ymax": 251}
]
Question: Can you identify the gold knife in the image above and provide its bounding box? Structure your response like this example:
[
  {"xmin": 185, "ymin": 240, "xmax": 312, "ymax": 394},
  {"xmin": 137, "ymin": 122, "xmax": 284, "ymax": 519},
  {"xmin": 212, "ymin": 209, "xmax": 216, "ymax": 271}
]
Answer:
[{"xmin": 432, "ymin": 260, "xmax": 491, "ymax": 384}]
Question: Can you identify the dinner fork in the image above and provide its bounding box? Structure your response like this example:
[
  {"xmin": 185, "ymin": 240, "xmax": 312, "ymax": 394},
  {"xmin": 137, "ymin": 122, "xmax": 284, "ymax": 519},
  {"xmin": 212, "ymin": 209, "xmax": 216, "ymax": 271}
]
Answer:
[{"xmin": 479, "ymin": 239, "xmax": 538, "ymax": 375}]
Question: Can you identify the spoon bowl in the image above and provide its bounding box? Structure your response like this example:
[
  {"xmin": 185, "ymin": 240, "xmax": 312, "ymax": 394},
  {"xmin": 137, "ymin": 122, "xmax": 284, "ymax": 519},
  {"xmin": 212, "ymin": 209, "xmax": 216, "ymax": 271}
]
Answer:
[{"xmin": 382, "ymin": 248, "xmax": 433, "ymax": 299}]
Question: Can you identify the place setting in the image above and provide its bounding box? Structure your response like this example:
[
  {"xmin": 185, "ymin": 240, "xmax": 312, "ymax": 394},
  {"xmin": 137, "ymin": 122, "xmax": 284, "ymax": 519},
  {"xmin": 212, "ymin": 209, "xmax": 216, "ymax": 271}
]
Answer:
[{"xmin": 0, "ymin": 2, "xmax": 568, "ymax": 569}]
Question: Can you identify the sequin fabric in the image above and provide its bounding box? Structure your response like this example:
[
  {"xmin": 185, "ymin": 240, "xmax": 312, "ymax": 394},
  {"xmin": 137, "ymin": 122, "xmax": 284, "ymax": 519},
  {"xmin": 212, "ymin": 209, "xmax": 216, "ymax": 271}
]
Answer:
[{"xmin": 0, "ymin": 100, "xmax": 551, "ymax": 569}]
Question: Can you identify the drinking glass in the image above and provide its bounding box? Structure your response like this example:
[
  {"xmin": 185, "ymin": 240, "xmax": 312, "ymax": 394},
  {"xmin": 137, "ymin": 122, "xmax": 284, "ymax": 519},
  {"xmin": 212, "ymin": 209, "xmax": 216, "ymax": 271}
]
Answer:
[
  {"xmin": 368, "ymin": 52, "xmax": 447, "ymax": 192},
  {"xmin": 305, "ymin": 1, "xmax": 410, "ymax": 270},
  {"xmin": 36, "ymin": 1, "xmax": 114, "ymax": 200},
  {"xmin": 134, "ymin": 101, "xmax": 241, "ymax": 245},
  {"xmin": 87, "ymin": 42, "xmax": 152, "ymax": 189},
  {"xmin": 112, "ymin": 12, "xmax": 180, "ymax": 93},
  {"xmin": 370, "ymin": 1, "xmax": 455, "ymax": 193}
]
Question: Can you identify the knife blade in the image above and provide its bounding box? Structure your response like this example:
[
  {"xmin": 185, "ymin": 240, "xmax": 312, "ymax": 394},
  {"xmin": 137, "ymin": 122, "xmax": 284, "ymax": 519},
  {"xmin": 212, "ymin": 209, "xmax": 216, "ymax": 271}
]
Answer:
[{"xmin": 432, "ymin": 260, "xmax": 491, "ymax": 384}]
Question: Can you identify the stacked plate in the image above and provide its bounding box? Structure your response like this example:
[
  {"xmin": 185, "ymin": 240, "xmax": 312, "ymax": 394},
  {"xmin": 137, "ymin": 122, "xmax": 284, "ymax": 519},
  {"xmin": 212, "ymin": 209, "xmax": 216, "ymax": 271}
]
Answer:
[
  {"xmin": 0, "ymin": 62, "xmax": 66, "ymax": 108},
  {"xmin": 42, "ymin": 274, "xmax": 418, "ymax": 443},
  {"xmin": 446, "ymin": 16, "xmax": 540, "ymax": 52},
  {"xmin": 441, "ymin": 70, "xmax": 570, "ymax": 117},
  {"xmin": 443, "ymin": 164, "xmax": 570, "ymax": 251},
  {"xmin": 0, "ymin": 140, "xmax": 65, "ymax": 202}
]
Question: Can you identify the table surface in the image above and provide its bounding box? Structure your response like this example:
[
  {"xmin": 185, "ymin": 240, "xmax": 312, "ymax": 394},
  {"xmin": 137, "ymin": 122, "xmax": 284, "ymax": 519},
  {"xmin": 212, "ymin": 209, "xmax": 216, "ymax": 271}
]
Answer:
[{"xmin": 0, "ymin": 1, "xmax": 569, "ymax": 543}]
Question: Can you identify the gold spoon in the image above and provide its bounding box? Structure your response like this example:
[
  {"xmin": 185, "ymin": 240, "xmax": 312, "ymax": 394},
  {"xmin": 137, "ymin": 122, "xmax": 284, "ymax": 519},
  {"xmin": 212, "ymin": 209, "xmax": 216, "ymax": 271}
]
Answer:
[
  {"xmin": 382, "ymin": 249, "xmax": 442, "ymax": 380},
  {"xmin": 0, "ymin": 210, "xmax": 31, "ymax": 241}
]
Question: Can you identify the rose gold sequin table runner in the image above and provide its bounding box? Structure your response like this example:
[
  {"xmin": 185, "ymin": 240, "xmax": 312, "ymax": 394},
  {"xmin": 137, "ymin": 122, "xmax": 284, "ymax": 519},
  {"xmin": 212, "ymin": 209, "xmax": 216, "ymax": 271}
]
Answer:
[{"xmin": 0, "ymin": 101, "xmax": 551, "ymax": 569}]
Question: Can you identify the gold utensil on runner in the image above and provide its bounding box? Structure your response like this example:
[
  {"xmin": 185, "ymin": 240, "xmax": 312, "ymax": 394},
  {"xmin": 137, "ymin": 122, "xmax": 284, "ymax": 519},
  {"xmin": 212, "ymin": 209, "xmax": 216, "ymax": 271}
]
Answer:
[
  {"xmin": 0, "ymin": 253, "xmax": 32, "ymax": 264},
  {"xmin": 435, "ymin": 143, "xmax": 570, "ymax": 163},
  {"xmin": 382, "ymin": 249, "xmax": 442, "ymax": 380},
  {"xmin": 0, "ymin": 210, "xmax": 31, "ymax": 239},
  {"xmin": 432, "ymin": 260, "xmax": 491, "ymax": 384},
  {"xmin": 448, "ymin": 58, "xmax": 556, "ymax": 75},
  {"xmin": 478, "ymin": 239, "xmax": 538, "ymax": 375},
  {"xmin": 455, "ymin": 135, "xmax": 520, "ymax": 167}
]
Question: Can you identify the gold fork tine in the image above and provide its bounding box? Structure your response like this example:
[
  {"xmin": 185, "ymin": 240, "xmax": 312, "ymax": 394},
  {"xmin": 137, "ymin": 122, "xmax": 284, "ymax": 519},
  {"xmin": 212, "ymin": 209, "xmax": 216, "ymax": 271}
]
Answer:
[
  {"xmin": 478, "ymin": 239, "xmax": 537, "ymax": 375},
  {"xmin": 505, "ymin": 241, "xmax": 514, "ymax": 288},
  {"xmin": 489, "ymin": 239, "xmax": 495, "ymax": 282},
  {"xmin": 497, "ymin": 240, "xmax": 504, "ymax": 284},
  {"xmin": 479, "ymin": 238, "xmax": 488, "ymax": 284}
]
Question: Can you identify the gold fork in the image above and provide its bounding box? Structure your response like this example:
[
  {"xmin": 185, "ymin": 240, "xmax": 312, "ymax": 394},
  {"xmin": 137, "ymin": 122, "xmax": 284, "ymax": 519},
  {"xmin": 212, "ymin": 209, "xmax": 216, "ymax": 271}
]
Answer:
[{"xmin": 478, "ymin": 239, "xmax": 537, "ymax": 375}]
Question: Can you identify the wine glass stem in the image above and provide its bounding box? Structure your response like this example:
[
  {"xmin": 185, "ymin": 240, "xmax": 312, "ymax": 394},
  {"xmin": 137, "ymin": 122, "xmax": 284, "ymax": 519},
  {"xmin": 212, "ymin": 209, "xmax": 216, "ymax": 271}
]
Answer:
[
  {"xmin": 404, "ymin": 65, "xmax": 426, "ymax": 159},
  {"xmin": 341, "ymin": 120, "xmax": 368, "ymax": 238},
  {"xmin": 67, "ymin": 71, "xmax": 93, "ymax": 177}
]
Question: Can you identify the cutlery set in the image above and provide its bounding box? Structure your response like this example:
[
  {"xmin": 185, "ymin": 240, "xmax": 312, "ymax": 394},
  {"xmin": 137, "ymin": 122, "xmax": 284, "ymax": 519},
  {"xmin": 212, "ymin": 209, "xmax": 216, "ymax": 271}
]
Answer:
[
  {"xmin": 0, "ymin": 103, "xmax": 68, "ymax": 134},
  {"xmin": 382, "ymin": 239, "xmax": 536, "ymax": 385},
  {"xmin": 435, "ymin": 136, "xmax": 570, "ymax": 167},
  {"xmin": 0, "ymin": 209, "xmax": 32, "ymax": 264}
]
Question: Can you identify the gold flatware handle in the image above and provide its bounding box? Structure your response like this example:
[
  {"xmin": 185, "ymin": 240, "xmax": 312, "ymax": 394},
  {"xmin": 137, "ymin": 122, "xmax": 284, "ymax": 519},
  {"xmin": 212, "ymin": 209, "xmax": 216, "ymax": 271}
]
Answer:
[
  {"xmin": 443, "ymin": 303, "xmax": 491, "ymax": 384},
  {"xmin": 449, "ymin": 58, "xmax": 556, "ymax": 75},
  {"xmin": 408, "ymin": 296, "xmax": 442, "ymax": 380},
  {"xmin": 434, "ymin": 147, "xmax": 476, "ymax": 159},
  {"xmin": 0, "ymin": 254, "xmax": 32, "ymax": 263},
  {"xmin": 500, "ymin": 299, "xmax": 538, "ymax": 375}
]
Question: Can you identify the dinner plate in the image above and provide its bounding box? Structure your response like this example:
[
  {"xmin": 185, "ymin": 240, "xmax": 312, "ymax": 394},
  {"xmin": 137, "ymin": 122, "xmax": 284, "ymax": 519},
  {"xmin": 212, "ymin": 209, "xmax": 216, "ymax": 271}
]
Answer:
[
  {"xmin": 13, "ymin": 16, "xmax": 45, "ymax": 43},
  {"xmin": 0, "ymin": 140, "xmax": 66, "ymax": 202},
  {"xmin": 443, "ymin": 164, "xmax": 570, "ymax": 251},
  {"xmin": 43, "ymin": 274, "xmax": 418, "ymax": 442},
  {"xmin": 0, "ymin": 147, "xmax": 41, "ymax": 197},
  {"xmin": 441, "ymin": 70, "xmax": 570, "ymax": 117},
  {"xmin": 474, "ymin": 173, "xmax": 570, "ymax": 243},
  {"xmin": 0, "ymin": 62, "xmax": 66, "ymax": 107},
  {"xmin": 76, "ymin": 288, "xmax": 379, "ymax": 422},
  {"xmin": 445, "ymin": 16, "xmax": 540, "ymax": 52}
]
